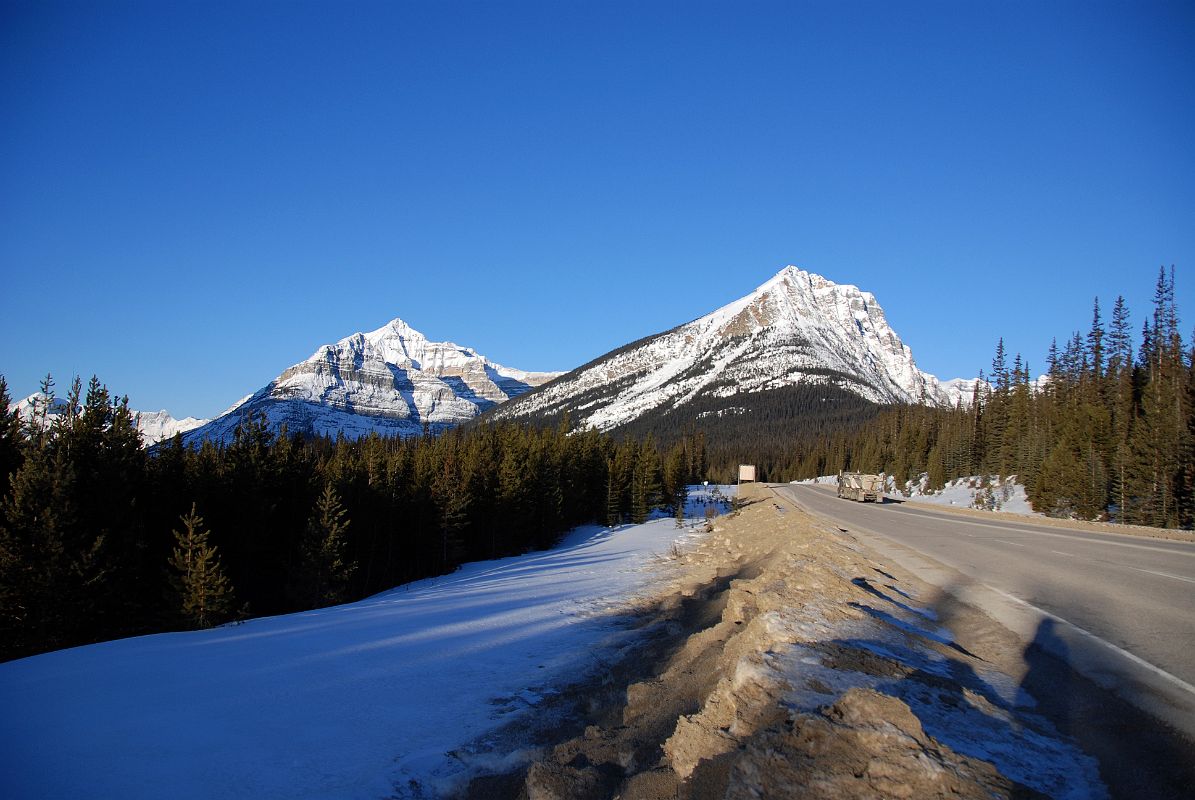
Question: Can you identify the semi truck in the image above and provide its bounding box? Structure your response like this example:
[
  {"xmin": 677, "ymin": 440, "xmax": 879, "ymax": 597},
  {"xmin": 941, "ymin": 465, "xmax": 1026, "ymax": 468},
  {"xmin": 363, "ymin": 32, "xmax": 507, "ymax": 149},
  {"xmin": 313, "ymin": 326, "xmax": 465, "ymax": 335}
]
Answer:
[{"xmin": 837, "ymin": 471, "xmax": 885, "ymax": 503}]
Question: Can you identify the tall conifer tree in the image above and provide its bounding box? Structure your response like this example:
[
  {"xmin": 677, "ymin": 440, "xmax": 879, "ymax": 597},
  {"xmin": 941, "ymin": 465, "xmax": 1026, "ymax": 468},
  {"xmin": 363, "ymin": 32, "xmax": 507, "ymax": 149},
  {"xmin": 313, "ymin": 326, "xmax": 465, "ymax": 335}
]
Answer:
[{"xmin": 168, "ymin": 504, "xmax": 234, "ymax": 629}]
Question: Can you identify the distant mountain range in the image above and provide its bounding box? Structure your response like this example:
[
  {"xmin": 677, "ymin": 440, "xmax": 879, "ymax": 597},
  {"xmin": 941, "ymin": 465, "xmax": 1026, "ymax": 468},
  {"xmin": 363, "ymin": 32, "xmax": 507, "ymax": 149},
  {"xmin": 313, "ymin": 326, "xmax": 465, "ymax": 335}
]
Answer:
[
  {"xmin": 11, "ymin": 395, "xmax": 208, "ymax": 446},
  {"xmin": 178, "ymin": 318, "xmax": 562, "ymax": 443},
  {"xmin": 15, "ymin": 266, "xmax": 978, "ymax": 446},
  {"xmin": 490, "ymin": 266, "xmax": 973, "ymax": 432}
]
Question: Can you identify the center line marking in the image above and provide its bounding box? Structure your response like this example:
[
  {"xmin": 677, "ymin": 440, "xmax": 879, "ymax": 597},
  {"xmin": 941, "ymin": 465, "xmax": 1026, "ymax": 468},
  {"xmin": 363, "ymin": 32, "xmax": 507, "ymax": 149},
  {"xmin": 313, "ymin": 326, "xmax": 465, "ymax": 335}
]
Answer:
[
  {"xmin": 1051, "ymin": 550, "xmax": 1074, "ymax": 556},
  {"xmin": 1126, "ymin": 566, "xmax": 1195, "ymax": 584},
  {"xmin": 992, "ymin": 539, "xmax": 1026, "ymax": 547}
]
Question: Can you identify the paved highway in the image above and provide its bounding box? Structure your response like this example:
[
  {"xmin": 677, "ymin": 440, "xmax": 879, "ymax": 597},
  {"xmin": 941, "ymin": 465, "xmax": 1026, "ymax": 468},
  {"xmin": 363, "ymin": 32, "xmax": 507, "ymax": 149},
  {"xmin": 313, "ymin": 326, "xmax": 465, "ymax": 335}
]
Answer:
[{"xmin": 776, "ymin": 483, "xmax": 1195, "ymax": 737}]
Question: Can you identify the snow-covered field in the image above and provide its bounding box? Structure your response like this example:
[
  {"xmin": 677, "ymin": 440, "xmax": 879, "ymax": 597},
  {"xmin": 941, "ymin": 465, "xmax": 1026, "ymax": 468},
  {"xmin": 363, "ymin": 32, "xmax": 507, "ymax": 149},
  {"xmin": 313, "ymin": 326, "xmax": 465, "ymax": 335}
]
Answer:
[
  {"xmin": 798, "ymin": 474, "xmax": 1038, "ymax": 516},
  {"xmin": 0, "ymin": 487, "xmax": 733, "ymax": 800}
]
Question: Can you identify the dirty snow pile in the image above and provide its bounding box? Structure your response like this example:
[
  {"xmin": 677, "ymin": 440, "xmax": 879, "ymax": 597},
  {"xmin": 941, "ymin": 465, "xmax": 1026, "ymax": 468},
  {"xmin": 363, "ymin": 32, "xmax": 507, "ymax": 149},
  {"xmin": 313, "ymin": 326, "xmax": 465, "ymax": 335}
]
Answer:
[
  {"xmin": 510, "ymin": 488, "xmax": 1106, "ymax": 799},
  {"xmin": 0, "ymin": 487, "xmax": 732, "ymax": 800}
]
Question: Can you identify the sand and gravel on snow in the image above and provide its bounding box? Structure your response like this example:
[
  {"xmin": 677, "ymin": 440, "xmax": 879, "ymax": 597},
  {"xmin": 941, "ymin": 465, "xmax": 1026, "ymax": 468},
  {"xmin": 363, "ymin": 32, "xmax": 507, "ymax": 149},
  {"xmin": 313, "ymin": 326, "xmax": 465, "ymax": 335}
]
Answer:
[{"xmin": 464, "ymin": 483, "xmax": 1106, "ymax": 799}]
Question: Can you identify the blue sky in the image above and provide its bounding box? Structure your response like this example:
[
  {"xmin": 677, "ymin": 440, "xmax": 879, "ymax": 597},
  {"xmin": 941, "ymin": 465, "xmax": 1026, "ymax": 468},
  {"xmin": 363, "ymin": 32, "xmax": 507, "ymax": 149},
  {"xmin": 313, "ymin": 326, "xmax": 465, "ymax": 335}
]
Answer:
[{"xmin": 2, "ymin": 0, "xmax": 1193, "ymax": 418}]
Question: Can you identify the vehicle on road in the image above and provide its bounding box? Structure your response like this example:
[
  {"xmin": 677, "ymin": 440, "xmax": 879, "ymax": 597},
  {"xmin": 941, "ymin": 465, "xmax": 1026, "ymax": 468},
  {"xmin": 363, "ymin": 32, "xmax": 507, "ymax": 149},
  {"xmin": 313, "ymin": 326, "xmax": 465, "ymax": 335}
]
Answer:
[{"xmin": 837, "ymin": 471, "xmax": 884, "ymax": 502}]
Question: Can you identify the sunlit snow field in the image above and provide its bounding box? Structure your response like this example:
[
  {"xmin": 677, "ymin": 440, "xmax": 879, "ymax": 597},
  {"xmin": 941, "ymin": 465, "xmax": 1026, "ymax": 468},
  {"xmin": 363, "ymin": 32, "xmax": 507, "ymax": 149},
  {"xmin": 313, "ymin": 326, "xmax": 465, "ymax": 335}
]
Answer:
[{"xmin": 0, "ymin": 487, "xmax": 733, "ymax": 799}]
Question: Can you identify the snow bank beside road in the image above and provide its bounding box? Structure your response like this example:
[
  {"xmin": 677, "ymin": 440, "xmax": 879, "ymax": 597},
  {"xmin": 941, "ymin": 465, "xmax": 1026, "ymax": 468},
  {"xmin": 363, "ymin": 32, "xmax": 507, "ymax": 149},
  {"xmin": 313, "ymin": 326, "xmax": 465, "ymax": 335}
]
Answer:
[
  {"xmin": 797, "ymin": 474, "xmax": 1039, "ymax": 516},
  {"xmin": 0, "ymin": 487, "xmax": 732, "ymax": 800}
]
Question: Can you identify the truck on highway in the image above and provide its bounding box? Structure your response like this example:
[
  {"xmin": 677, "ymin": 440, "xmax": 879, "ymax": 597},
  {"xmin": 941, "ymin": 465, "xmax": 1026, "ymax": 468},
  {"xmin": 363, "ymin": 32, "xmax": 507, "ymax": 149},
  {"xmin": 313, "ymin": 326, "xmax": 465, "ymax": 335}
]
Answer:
[{"xmin": 837, "ymin": 471, "xmax": 885, "ymax": 502}]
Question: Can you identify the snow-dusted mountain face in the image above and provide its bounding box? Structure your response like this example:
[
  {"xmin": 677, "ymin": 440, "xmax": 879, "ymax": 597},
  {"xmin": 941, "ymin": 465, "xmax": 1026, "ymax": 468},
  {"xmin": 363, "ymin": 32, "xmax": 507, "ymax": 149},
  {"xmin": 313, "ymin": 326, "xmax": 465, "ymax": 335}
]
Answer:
[
  {"xmin": 133, "ymin": 410, "xmax": 209, "ymax": 444},
  {"xmin": 11, "ymin": 395, "xmax": 208, "ymax": 446},
  {"xmin": 493, "ymin": 266, "xmax": 962, "ymax": 432},
  {"xmin": 183, "ymin": 318, "xmax": 562, "ymax": 444}
]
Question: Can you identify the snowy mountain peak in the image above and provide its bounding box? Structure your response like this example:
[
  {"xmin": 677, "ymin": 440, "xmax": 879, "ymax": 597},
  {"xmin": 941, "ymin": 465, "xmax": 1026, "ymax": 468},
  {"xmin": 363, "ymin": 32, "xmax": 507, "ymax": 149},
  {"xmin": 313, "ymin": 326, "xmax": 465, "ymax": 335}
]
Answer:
[
  {"xmin": 493, "ymin": 265, "xmax": 964, "ymax": 432},
  {"xmin": 10, "ymin": 394, "xmax": 208, "ymax": 445},
  {"xmin": 184, "ymin": 318, "xmax": 562, "ymax": 444}
]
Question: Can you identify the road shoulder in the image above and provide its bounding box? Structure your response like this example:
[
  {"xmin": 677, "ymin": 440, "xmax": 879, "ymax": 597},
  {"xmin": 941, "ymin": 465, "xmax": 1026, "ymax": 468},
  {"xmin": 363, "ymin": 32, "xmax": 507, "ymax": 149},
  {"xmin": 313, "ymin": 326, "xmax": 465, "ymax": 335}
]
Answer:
[
  {"xmin": 785, "ymin": 485, "xmax": 1195, "ymax": 799},
  {"xmin": 460, "ymin": 485, "xmax": 1114, "ymax": 799}
]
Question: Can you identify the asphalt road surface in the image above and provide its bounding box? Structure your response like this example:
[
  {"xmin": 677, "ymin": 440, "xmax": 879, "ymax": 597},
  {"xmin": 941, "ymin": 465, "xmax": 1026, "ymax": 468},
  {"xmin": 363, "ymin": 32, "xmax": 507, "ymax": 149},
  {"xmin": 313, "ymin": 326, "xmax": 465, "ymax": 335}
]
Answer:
[{"xmin": 777, "ymin": 484, "xmax": 1195, "ymax": 734}]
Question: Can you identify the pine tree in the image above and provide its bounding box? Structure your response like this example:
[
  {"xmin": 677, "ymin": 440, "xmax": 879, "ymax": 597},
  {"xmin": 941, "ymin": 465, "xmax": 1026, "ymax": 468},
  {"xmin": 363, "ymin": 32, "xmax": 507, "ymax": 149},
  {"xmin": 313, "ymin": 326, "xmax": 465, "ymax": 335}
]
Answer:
[
  {"xmin": 0, "ymin": 409, "xmax": 78, "ymax": 656},
  {"xmin": 605, "ymin": 458, "xmax": 621, "ymax": 526},
  {"xmin": 168, "ymin": 504, "xmax": 234, "ymax": 629},
  {"xmin": 1087, "ymin": 297, "xmax": 1105, "ymax": 384},
  {"xmin": 630, "ymin": 463, "xmax": 649, "ymax": 525},
  {"xmin": 432, "ymin": 450, "xmax": 470, "ymax": 569},
  {"xmin": 299, "ymin": 483, "xmax": 357, "ymax": 607},
  {"xmin": 665, "ymin": 444, "xmax": 690, "ymax": 527},
  {"xmin": 0, "ymin": 376, "xmax": 22, "ymax": 495},
  {"xmin": 926, "ymin": 445, "xmax": 946, "ymax": 491}
]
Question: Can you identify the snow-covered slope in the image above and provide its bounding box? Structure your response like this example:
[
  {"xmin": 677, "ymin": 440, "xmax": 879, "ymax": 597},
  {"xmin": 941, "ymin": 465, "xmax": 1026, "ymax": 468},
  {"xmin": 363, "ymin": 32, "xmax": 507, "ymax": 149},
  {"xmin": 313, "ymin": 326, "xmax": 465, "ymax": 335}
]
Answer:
[
  {"xmin": 11, "ymin": 395, "xmax": 208, "ymax": 446},
  {"xmin": 184, "ymin": 318, "xmax": 561, "ymax": 443},
  {"xmin": 494, "ymin": 266, "xmax": 965, "ymax": 431},
  {"xmin": 0, "ymin": 489, "xmax": 730, "ymax": 799}
]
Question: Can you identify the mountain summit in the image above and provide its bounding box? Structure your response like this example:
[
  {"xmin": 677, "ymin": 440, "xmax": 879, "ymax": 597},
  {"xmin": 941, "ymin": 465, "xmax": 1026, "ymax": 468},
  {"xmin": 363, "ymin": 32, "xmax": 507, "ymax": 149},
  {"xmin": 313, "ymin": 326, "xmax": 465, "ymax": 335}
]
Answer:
[
  {"xmin": 183, "ymin": 318, "xmax": 561, "ymax": 443},
  {"xmin": 492, "ymin": 266, "xmax": 961, "ymax": 432}
]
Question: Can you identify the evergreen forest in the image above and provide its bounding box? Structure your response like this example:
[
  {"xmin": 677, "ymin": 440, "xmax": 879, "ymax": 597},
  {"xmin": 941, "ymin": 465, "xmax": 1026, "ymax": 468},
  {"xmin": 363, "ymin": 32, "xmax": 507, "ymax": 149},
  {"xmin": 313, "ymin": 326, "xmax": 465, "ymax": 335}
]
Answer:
[
  {"xmin": 0, "ymin": 382, "xmax": 707, "ymax": 661},
  {"xmin": 2, "ymin": 268, "xmax": 1190, "ymax": 661},
  {"xmin": 722, "ymin": 268, "xmax": 1195, "ymax": 527}
]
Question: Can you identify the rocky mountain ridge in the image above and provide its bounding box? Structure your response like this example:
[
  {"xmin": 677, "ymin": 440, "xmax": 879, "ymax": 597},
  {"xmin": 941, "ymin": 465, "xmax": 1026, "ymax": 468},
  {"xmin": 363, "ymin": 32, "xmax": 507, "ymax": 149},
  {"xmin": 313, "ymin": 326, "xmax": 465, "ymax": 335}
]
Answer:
[
  {"xmin": 491, "ymin": 266, "xmax": 970, "ymax": 432},
  {"xmin": 181, "ymin": 318, "xmax": 562, "ymax": 443}
]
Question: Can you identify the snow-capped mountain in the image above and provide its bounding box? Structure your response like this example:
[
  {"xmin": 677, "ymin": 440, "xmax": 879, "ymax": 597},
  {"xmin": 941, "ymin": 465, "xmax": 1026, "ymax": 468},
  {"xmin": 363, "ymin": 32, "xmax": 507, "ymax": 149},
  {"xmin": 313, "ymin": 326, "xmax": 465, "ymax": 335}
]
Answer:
[
  {"xmin": 183, "ymin": 318, "xmax": 562, "ymax": 443},
  {"xmin": 133, "ymin": 409, "xmax": 209, "ymax": 444},
  {"xmin": 11, "ymin": 395, "xmax": 208, "ymax": 446},
  {"xmin": 493, "ymin": 266, "xmax": 966, "ymax": 431}
]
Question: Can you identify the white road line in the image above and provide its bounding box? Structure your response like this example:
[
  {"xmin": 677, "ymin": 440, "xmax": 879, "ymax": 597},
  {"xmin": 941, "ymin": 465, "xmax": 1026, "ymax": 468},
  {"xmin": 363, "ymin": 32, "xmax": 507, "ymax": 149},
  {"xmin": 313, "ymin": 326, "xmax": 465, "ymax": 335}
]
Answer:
[
  {"xmin": 1126, "ymin": 566, "xmax": 1195, "ymax": 584},
  {"xmin": 987, "ymin": 586, "xmax": 1195, "ymax": 699},
  {"xmin": 1051, "ymin": 550, "xmax": 1075, "ymax": 557},
  {"xmin": 992, "ymin": 539, "xmax": 1027, "ymax": 547},
  {"xmin": 882, "ymin": 505, "xmax": 1195, "ymax": 557}
]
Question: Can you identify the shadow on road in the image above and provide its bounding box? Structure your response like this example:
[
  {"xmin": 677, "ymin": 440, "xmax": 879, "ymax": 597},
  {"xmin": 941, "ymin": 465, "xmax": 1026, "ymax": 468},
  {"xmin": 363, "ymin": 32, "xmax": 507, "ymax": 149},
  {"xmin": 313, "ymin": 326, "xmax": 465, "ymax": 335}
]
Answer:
[{"xmin": 1018, "ymin": 617, "xmax": 1195, "ymax": 799}]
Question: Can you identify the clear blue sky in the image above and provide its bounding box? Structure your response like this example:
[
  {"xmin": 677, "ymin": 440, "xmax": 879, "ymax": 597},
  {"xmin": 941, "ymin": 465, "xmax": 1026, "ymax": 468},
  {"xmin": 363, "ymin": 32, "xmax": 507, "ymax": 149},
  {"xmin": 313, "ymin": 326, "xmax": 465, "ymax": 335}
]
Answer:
[{"xmin": 2, "ymin": 0, "xmax": 1192, "ymax": 418}]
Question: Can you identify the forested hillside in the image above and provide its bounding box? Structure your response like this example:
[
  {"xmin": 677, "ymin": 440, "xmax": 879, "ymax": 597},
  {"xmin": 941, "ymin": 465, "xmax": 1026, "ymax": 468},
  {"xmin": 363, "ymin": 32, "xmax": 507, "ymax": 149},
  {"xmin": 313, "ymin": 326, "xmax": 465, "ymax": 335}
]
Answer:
[
  {"xmin": 3, "ymin": 267, "xmax": 1189, "ymax": 661},
  {"xmin": 0, "ymin": 378, "xmax": 707, "ymax": 661},
  {"xmin": 789, "ymin": 267, "xmax": 1193, "ymax": 527}
]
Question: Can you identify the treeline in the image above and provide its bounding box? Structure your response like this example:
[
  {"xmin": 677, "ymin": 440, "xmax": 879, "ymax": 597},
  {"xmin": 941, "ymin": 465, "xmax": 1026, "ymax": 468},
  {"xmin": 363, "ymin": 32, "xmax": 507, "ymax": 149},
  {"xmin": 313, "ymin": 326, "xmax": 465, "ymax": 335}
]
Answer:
[
  {"xmin": 0, "ymin": 379, "xmax": 709, "ymax": 661},
  {"xmin": 790, "ymin": 267, "xmax": 1194, "ymax": 527},
  {"xmin": 615, "ymin": 382, "xmax": 883, "ymax": 485}
]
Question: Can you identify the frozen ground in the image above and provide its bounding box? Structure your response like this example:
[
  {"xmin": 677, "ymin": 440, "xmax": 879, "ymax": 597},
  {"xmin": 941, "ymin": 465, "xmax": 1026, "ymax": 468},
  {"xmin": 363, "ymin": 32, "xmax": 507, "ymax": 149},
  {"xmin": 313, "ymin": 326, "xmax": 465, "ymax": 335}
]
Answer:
[
  {"xmin": 0, "ymin": 487, "xmax": 732, "ymax": 800},
  {"xmin": 799, "ymin": 474, "xmax": 1039, "ymax": 516}
]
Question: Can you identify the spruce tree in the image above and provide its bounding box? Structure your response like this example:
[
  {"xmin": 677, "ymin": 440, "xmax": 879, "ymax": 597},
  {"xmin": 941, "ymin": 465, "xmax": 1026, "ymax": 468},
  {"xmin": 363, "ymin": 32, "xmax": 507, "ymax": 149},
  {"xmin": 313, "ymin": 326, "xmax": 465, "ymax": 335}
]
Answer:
[
  {"xmin": 300, "ymin": 483, "xmax": 357, "ymax": 607},
  {"xmin": 432, "ymin": 451, "xmax": 470, "ymax": 569},
  {"xmin": 605, "ymin": 459, "xmax": 621, "ymax": 526},
  {"xmin": 0, "ymin": 376, "xmax": 21, "ymax": 495},
  {"xmin": 168, "ymin": 504, "xmax": 234, "ymax": 629},
  {"xmin": 1087, "ymin": 297, "xmax": 1105, "ymax": 383},
  {"xmin": 630, "ymin": 462, "xmax": 649, "ymax": 525}
]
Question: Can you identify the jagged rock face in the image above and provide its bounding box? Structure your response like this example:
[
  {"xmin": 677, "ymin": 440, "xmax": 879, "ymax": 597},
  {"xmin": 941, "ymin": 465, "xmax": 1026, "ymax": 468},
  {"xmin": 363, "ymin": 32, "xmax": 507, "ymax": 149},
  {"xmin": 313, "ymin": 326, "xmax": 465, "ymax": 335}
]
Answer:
[
  {"xmin": 183, "ymin": 318, "xmax": 561, "ymax": 443},
  {"xmin": 493, "ymin": 266, "xmax": 960, "ymax": 431}
]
